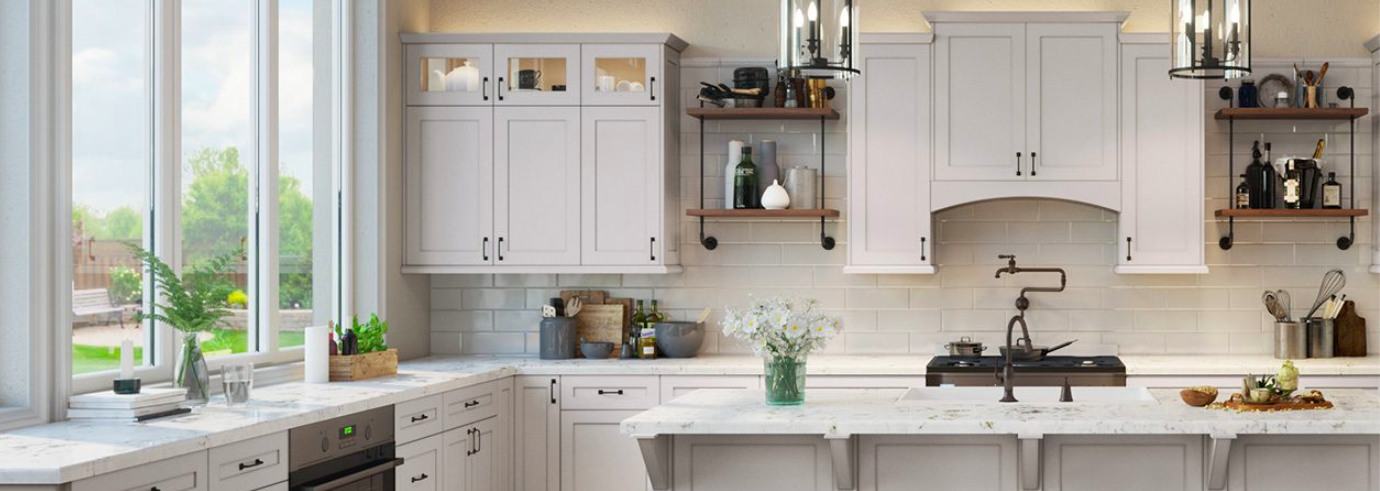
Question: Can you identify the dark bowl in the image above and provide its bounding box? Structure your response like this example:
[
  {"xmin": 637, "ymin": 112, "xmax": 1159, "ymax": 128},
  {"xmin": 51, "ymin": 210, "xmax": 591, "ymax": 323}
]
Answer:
[
  {"xmin": 581, "ymin": 342, "xmax": 614, "ymax": 360},
  {"xmin": 655, "ymin": 322, "xmax": 704, "ymax": 358}
]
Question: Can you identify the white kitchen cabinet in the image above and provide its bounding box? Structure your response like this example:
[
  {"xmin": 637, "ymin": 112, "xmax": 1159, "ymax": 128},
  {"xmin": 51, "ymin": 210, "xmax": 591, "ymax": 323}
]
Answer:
[
  {"xmin": 859, "ymin": 435, "xmax": 1017, "ymax": 491},
  {"xmin": 72, "ymin": 451, "xmax": 208, "ymax": 491},
  {"xmin": 494, "ymin": 106, "xmax": 582, "ymax": 266},
  {"xmin": 208, "ymin": 432, "xmax": 287, "ymax": 491},
  {"xmin": 397, "ymin": 434, "xmax": 444, "ymax": 491},
  {"xmin": 671, "ymin": 435, "xmax": 833, "ymax": 491},
  {"xmin": 581, "ymin": 107, "xmax": 665, "ymax": 265},
  {"xmin": 804, "ymin": 375, "xmax": 926, "ymax": 392},
  {"xmin": 515, "ymin": 376, "xmax": 560, "ymax": 491},
  {"xmin": 404, "ymin": 106, "xmax": 494, "ymax": 267},
  {"xmin": 396, "ymin": 394, "xmax": 445, "ymax": 446},
  {"xmin": 847, "ymin": 36, "xmax": 936, "ymax": 274},
  {"xmin": 659, "ymin": 375, "xmax": 759, "ymax": 402},
  {"xmin": 442, "ymin": 417, "xmax": 506, "ymax": 491},
  {"xmin": 934, "ymin": 22, "xmax": 1026, "ymax": 182},
  {"xmin": 406, "ymin": 44, "xmax": 494, "ymax": 106},
  {"xmin": 561, "ymin": 375, "xmax": 660, "ymax": 410},
  {"xmin": 1226, "ymin": 435, "xmax": 1379, "ymax": 491},
  {"xmin": 582, "ymin": 44, "xmax": 662, "ymax": 106},
  {"xmin": 494, "ymin": 44, "xmax": 581, "ymax": 106},
  {"xmin": 1116, "ymin": 40, "xmax": 1207, "ymax": 274},
  {"xmin": 1043, "ymin": 435, "xmax": 1203, "ymax": 491},
  {"xmin": 560, "ymin": 410, "xmax": 649, "ymax": 491},
  {"xmin": 1025, "ymin": 23, "xmax": 1118, "ymax": 182}
]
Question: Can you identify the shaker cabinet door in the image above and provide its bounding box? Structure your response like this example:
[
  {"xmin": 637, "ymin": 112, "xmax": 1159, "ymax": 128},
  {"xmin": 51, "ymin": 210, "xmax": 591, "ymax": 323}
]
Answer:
[
  {"xmin": 581, "ymin": 106, "xmax": 663, "ymax": 265},
  {"xmin": 404, "ymin": 106, "xmax": 494, "ymax": 266},
  {"xmin": 442, "ymin": 426, "xmax": 475, "ymax": 491},
  {"xmin": 560, "ymin": 410, "xmax": 650, "ymax": 491},
  {"xmin": 1116, "ymin": 43, "xmax": 1206, "ymax": 274},
  {"xmin": 847, "ymin": 42, "xmax": 934, "ymax": 271},
  {"xmin": 1025, "ymin": 23, "xmax": 1118, "ymax": 182},
  {"xmin": 494, "ymin": 107, "xmax": 582, "ymax": 266},
  {"xmin": 934, "ymin": 23, "xmax": 1027, "ymax": 181},
  {"xmin": 515, "ymin": 377, "xmax": 561, "ymax": 491}
]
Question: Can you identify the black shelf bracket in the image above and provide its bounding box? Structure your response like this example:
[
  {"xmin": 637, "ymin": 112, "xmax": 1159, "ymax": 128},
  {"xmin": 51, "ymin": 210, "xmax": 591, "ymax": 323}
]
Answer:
[{"xmin": 1215, "ymin": 86, "xmax": 1359, "ymax": 251}]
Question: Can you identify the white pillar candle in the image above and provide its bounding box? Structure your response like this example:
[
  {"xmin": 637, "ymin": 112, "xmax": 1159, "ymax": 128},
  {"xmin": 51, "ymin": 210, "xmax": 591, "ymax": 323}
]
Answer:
[
  {"xmin": 305, "ymin": 326, "xmax": 330, "ymax": 384},
  {"xmin": 119, "ymin": 339, "xmax": 134, "ymax": 379}
]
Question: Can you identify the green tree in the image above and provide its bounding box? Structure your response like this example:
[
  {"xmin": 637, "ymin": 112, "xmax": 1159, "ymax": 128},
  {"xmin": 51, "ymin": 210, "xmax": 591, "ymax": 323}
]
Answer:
[{"xmin": 103, "ymin": 206, "xmax": 143, "ymax": 240}]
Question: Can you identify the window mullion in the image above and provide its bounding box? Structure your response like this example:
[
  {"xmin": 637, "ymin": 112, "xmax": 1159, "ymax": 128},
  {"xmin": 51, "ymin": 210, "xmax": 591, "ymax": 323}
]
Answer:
[
  {"xmin": 152, "ymin": 0, "xmax": 180, "ymax": 381},
  {"xmin": 254, "ymin": 0, "xmax": 281, "ymax": 354}
]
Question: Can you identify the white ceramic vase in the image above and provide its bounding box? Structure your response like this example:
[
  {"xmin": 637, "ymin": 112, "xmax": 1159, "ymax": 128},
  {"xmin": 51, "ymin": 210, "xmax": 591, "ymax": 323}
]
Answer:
[{"xmin": 761, "ymin": 180, "xmax": 790, "ymax": 210}]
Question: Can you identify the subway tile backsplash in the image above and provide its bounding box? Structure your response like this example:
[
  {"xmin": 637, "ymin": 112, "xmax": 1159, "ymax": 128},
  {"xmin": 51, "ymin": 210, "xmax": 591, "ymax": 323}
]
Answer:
[{"xmin": 429, "ymin": 58, "xmax": 1379, "ymax": 357}]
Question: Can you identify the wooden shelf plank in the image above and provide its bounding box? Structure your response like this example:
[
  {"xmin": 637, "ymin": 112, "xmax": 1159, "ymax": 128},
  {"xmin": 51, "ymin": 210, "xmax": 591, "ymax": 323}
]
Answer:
[
  {"xmin": 1214, "ymin": 107, "xmax": 1369, "ymax": 121},
  {"xmin": 686, "ymin": 107, "xmax": 840, "ymax": 121},
  {"xmin": 686, "ymin": 208, "xmax": 841, "ymax": 218},
  {"xmin": 1214, "ymin": 208, "xmax": 1369, "ymax": 218}
]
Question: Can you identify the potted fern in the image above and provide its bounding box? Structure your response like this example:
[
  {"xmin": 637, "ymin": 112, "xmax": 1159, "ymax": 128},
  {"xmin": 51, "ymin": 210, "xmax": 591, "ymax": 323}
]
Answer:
[{"xmin": 127, "ymin": 244, "xmax": 241, "ymax": 406}]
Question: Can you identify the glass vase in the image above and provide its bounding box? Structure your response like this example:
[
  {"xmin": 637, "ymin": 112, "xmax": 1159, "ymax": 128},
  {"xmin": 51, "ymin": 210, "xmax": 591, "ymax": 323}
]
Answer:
[
  {"xmin": 764, "ymin": 353, "xmax": 807, "ymax": 406},
  {"xmin": 177, "ymin": 335, "xmax": 210, "ymax": 406}
]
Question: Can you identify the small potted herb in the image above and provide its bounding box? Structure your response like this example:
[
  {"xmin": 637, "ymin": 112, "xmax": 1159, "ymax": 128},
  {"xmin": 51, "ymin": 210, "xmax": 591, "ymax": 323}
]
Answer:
[{"xmin": 328, "ymin": 314, "xmax": 398, "ymax": 381}]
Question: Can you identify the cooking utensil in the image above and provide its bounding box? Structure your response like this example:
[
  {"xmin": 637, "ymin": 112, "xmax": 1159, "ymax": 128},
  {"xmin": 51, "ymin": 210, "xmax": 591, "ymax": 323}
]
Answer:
[
  {"xmin": 1316, "ymin": 62, "xmax": 1330, "ymax": 86},
  {"xmin": 697, "ymin": 308, "xmax": 712, "ymax": 324},
  {"xmin": 944, "ymin": 336, "xmax": 987, "ymax": 357},
  {"xmin": 1305, "ymin": 269, "xmax": 1346, "ymax": 319},
  {"xmin": 565, "ymin": 297, "xmax": 584, "ymax": 317},
  {"xmin": 1262, "ymin": 290, "xmax": 1291, "ymax": 322},
  {"xmin": 999, "ymin": 338, "xmax": 1077, "ymax": 361}
]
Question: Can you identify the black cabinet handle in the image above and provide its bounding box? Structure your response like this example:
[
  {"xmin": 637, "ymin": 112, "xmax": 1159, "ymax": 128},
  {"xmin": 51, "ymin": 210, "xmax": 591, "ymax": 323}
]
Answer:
[
  {"xmin": 477, "ymin": 428, "xmax": 482, "ymax": 453},
  {"xmin": 151, "ymin": 487, "xmax": 161, "ymax": 491},
  {"xmin": 549, "ymin": 378, "xmax": 557, "ymax": 404},
  {"xmin": 463, "ymin": 400, "xmax": 480, "ymax": 408},
  {"xmin": 1030, "ymin": 152, "xmax": 1038, "ymax": 176},
  {"xmin": 237, "ymin": 458, "xmax": 264, "ymax": 471},
  {"xmin": 650, "ymin": 76, "xmax": 657, "ymax": 101},
  {"xmin": 412, "ymin": 473, "xmax": 429, "ymax": 483},
  {"xmin": 410, "ymin": 413, "xmax": 429, "ymax": 423},
  {"xmin": 497, "ymin": 77, "xmax": 505, "ymax": 101},
  {"xmin": 497, "ymin": 237, "xmax": 505, "ymax": 261},
  {"xmin": 650, "ymin": 237, "xmax": 656, "ymax": 261},
  {"xmin": 597, "ymin": 389, "xmax": 625, "ymax": 395},
  {"xmin": 482, "ymin": 237, "xmax": 489, "ymax": 261},
  {"xmin": 1015, "ymin": 152, "xmax": 1022, "ymax": 176},
  {"xmin": 467, "ymin": 428, "xmax": 476, "ymax": 456},
  {"xmin": 482, "ymin": 77, "xmax": 490, "ymax": 101},
  {"xmin": 921, "ymin": 237, "xmax": 928, "ymax": 262},
  {"xmin": 1126, "ymin": 237, "xmax": 1133, "ymax": 261}
]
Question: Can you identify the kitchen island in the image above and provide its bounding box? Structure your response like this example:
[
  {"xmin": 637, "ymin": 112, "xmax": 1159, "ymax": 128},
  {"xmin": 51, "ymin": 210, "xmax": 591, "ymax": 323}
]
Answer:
[{"xmin": 622, "ymin": 387, "xmax": 1380, "ymax": 491}]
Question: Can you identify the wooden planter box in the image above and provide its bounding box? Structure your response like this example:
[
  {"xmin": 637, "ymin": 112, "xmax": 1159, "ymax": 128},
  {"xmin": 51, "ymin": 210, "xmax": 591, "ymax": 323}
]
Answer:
[{"xmin": 329, "ymin": 349, "xmax": 398, "ymax": 381}]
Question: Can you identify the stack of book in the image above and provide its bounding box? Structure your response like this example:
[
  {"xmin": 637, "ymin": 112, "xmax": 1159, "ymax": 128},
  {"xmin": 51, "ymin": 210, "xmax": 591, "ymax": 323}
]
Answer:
[{"xmin": 68, "ymin": 388, "xmax": 190, "ymax": 421}]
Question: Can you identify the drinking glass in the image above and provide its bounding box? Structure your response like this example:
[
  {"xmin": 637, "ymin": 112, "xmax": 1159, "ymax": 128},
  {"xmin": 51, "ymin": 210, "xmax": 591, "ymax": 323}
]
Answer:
[{"xmin": 222, "ymin": 363, "xmax": 253, "ymax": 406}]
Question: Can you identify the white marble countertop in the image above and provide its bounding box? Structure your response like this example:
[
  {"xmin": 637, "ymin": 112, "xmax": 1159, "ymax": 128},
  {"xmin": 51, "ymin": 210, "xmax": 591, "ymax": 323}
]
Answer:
[
  {"xmin": 620, "ymin": 388, "xmax": 1380, "ymax": 438},
  {"xmin": 1, "ymin": 353, "xmax": 1375, "ymax": 484}
]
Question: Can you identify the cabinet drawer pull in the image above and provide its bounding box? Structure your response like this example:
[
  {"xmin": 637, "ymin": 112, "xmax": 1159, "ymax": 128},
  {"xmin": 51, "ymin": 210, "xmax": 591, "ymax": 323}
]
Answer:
[
  {"xmin": 497, "ymin": 77, "xmax": 505, "ymax": 101},
  {"xmin": 482, "ymin": 77, "xmax": 490, "ymax": 101},
  {"xmin": 597, "ymin": 389, "xmax": 625, "ymax": 396},
  {"xmin": 921, "ymin": 237, "xmax": 928, "ymax": 262},
  {"xmin": 410, "ymin": 413, "xmax": 429, "ymax": 423},
  {"xmin": 1015, "ymin": 152, "xmax": 1022, "ymax": 176},
  {"xmin": 1126, "ymin": 237, "xmax": 1132, "ymax": 262},
  {"xmin": 463, "ymin": 400, "xmax": 480, "ymax": 408},
  {"xmin": 650, "ymin": 76, "xmax": 657, "ymax": 101},
  {"xmin": 497, "ymin": 237, "xmax": 505, "ymax": 261},
  {"xmin": 650, "ymin": 237, "xmax": 656, "ymax": 261},
  {"xmin": 467, "ymin": 428, "xmax": 476, "ymax": 456},
  {"xmin": 237, "ymin": 458, "xmax": 264, "ymax": 471},
  {"xmin": 549, "ymin": 378, "xmax": 557, "ymax": 404},
  {"xmin": 482, "ymin": 237, "xmax": 489, "ymax": 261},
  {"xmin": 411, "ymin": 473, "xmax": 429, "ymax": 483},
  {"xmin": 1030, "ymin": 152, "xmax": 1038, "ymax": 176}
]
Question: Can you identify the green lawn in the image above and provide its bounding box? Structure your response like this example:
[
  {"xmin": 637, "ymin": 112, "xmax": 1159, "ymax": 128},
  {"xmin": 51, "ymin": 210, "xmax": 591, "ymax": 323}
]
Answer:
[{"xmin": 73, "ymin": 330, "xmax": 306, "ymax": 376}]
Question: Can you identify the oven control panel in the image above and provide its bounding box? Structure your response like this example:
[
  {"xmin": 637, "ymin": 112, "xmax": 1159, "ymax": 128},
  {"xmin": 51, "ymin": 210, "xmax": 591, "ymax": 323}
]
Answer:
[{"xmin": 289, "ymin": 405, "xmax": 395, "ymax": 472}]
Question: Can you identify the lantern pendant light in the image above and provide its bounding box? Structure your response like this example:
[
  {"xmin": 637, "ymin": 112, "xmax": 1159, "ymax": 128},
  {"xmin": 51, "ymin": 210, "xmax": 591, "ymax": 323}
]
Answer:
[
  {"xmin": 1170, "ymin": 0, "xmax": 1251, "ymax": 79},
  {"xmin": 780, "ymin": 0, "xmax": 860, "ymax": 79}
]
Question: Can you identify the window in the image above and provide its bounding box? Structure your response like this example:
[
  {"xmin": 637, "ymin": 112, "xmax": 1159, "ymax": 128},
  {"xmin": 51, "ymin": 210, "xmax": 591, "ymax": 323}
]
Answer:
[
  {"xmin": 70, "ymin": 0, "xmax": 152, "ymax": 376},
  {"xmin": 69, "ymin": 0, "xmax": 340, "ymax": 392}
]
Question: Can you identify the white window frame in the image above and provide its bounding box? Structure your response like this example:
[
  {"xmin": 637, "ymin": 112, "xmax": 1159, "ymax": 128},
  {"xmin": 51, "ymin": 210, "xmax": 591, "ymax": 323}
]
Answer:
[{"xmin": 64, "ymin": 0, "xmax": 349, "ymax": 398}]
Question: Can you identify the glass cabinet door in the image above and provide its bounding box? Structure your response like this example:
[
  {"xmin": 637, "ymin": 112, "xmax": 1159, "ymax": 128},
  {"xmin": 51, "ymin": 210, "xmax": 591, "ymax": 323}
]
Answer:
[
  {"xmin": 494, "ymin": 44, "xmax": 581, "ymax": 106},
  {"xmin": 405, "ymin": 44, "xmax": 493, "ymax": 106},
  {"xmin": 582, "ymin": 44, "xmax": 662, "ymax": 106}
]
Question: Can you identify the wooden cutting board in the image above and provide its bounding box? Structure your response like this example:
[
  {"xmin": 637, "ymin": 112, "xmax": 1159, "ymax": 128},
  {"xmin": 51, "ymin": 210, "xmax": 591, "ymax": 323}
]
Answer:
[
  {"xmin": 1335, "ymin": 300, "xmax": 1367, "ymax": 357},
  {"xmin": 603, "ymin": 297, "xmax": 634, "ymax": 339},
  {"xmin": 574, "ymin": 304, "xmax": 625, "ymax": 358}
]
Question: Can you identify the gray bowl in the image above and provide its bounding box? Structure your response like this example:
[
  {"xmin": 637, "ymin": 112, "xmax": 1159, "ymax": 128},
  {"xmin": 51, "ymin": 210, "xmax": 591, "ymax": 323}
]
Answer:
[
  {"xmin": 655, "ymin": 322, "xmax": 704, "ymax": 358},
  {"xmin": 581, "ymin": 341, "xmax": 614, "ymax": 360}
]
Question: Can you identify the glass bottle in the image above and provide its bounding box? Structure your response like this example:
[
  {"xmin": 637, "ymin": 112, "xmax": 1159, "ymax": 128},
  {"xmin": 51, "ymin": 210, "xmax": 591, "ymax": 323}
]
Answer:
[
  {"xmin": 1283, "ymin": 167, "xmax": 1301, "ymax": 209},
  {"xmin": 647, "ymin": 300, "xmax": 665, "ymax": 327},
  {"xmin": 733, "ymin": 146, "xmax": 760, "ymax": 209},
  {"xmin": 1322, "ymin": 172, "xmax": 1342, "ymax": 209},
  {"xmin": 1245, "ymin": 141, "xmax": 1275, "ymax": 209},
  {"xmin": 629, "ymin": 300, "xmax": 646, "ymax": 351},
  {"xmin": 1235, "ymin": 174, "xmax": 1251, "ymax": 209},
  {"xmin": 1238, "ymin": 78, "xmax": 1259, "ymax": 108},
  {"xmin": 638, "ymin": 319, "xmax": 658, "ymax": 361}
]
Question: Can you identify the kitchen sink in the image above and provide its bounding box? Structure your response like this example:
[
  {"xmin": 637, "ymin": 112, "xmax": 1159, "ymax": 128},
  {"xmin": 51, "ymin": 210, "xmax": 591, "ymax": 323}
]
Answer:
[{"xmin": 895, "ymin": 386, "xmax": 1158, "ymax": 405}]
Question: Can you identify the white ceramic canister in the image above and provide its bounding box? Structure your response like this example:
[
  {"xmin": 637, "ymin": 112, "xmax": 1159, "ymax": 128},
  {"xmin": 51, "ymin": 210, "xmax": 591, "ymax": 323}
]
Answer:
[
  {"xmin": 725, "ymin": 140, "xmax": 744, "ymax": 209},
  {"xmin": 761, "ymin": 180, "xmax": 790, "ymax": 209}
]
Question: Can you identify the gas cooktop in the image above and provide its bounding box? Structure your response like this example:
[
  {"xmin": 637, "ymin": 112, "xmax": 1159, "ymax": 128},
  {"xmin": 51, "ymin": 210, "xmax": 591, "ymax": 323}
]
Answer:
[{"xmin": 926, "ymin": 355, "xmax": 1126, "ymax": 373}]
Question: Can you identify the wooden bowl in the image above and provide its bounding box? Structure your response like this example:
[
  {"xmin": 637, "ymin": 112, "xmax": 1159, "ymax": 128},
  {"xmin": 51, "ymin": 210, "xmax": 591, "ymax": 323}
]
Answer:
[{"xmin": 1179, "ymin": 388, "xmax": 1219, "ymax": 407}]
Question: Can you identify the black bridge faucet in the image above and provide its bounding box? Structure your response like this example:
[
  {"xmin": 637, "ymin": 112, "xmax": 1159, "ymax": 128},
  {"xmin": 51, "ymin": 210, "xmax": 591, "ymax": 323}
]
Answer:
[{"xmin": 994, "ymin": 255, "xmax": 1067, "ymax": 403}]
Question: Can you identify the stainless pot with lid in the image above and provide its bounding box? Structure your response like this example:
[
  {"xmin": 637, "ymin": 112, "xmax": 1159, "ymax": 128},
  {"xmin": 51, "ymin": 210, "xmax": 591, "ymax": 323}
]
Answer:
[{"xmin": 944, "ymin": 336, "xmax": 986, "ymax": 357}]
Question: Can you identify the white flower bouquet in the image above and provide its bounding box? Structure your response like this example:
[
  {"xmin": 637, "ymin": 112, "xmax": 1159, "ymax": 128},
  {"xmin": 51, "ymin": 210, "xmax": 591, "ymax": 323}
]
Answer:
[{"xmin": 722, "ymin": 296, "xmax": 839, "ymax": 405}]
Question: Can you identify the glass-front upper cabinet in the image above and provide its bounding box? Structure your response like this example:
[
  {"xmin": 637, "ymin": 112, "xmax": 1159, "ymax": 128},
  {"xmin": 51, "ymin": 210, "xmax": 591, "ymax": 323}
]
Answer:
[
  {"xmin": 406, "ymin": 44, "xmax": 493, "ymax": 106},
  {"xmin": 582, "ymin": 44, "xmax": 662, "ymax": 106},
  {"xmin": 494, "ymin": 44, "xmax": 581, "ymax": 106}
]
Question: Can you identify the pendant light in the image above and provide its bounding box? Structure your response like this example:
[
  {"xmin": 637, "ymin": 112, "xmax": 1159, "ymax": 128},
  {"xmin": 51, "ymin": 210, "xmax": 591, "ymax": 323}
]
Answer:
[
  {"xmin": 1170, "ymin": 0, "xmax": 1251, "ymax": 79},
  {"xmin": 780, "ymin": 0, "xmax": 860, "ymax": 79}
]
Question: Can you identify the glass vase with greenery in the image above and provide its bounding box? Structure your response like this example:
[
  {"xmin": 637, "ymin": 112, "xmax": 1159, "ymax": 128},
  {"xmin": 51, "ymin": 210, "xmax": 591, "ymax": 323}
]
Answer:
[
  {"xmin": 127, "ymin": 243, "xmax": 241, "ymax": 405},
  {"xmin": 722, "ymin": 297, "xmax": 839, "ymax": 405}
]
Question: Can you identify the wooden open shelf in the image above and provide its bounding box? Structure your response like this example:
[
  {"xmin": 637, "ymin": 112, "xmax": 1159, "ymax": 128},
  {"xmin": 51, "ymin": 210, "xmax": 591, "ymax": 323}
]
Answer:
[
  {"xmin": 1214, "ymin": 208, "xmax": 1369, "ymax": 218},
  {"xmin": 1214, "ymin": 107, "xmax": 1369, "ymax": 121},
  {"xmin": 686, "ymin": 208, "xmax": 840, "ymax": 218},
  {"xmin": 686, "ymin": 107, "xmax": 840, "ymax": 121}
]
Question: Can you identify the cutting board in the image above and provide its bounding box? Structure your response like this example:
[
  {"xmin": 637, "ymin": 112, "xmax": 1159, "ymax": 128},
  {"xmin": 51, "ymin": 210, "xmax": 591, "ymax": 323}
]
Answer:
[
  {"xmin": 574, "ymin": 304, "xmax": 625, "ymax": 358},
  {"xmin": 1334, "ymin": 300, "xmax": 1367, "ymax": 357},
  {"xmin": 604, "ymin": 297, "xmax": 634, "ymax": 339}
]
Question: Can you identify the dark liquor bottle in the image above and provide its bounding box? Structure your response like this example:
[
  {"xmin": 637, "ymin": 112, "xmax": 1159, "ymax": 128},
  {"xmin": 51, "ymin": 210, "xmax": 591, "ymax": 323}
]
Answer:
[
  {"xmin": 1322, "ymin": 172, "xmax": 1342, "ymax": 209},
  {"xmin": 1235, "ymin": 174, "xmax": 1250, "ymax": 209},
  {"xmin": 733, "ymin": 147, "xmax": 759, "ymax": 209},
  {"xmin": 1245, "ymin": 141, "xmax": 1275, "ymax": 209}
]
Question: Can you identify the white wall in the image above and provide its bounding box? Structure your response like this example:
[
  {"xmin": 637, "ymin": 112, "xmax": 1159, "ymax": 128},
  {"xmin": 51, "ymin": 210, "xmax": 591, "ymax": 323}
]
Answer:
[{"xmin": 428, "ymin": 58, "xmax": 1377, "ymax": 357}]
